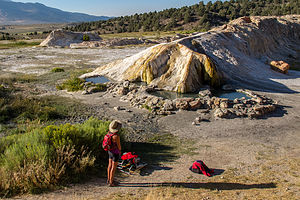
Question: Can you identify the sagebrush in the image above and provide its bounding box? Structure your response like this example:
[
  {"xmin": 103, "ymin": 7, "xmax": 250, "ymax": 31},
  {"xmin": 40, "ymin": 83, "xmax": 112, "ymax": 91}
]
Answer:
[{"xmin": 0, "ymin": 117, "xmax": 124, "ymax": 197}]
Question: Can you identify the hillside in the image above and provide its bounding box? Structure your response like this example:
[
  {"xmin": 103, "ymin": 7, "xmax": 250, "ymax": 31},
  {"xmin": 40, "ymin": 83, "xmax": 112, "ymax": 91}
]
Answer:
[
  {"xmin": 0, "ymin": 0, "xmax": 110, "ymax": 25},
  {"xmin": 68, "ymin": 0, "xmax": 300, "ymax": 33}
]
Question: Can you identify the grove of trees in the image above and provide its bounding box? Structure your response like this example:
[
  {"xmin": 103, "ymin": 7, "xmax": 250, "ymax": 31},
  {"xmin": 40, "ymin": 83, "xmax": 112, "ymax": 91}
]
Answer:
[{"xmin": 67, "ymin": 0, "xmax": 300, "ymax": 33}]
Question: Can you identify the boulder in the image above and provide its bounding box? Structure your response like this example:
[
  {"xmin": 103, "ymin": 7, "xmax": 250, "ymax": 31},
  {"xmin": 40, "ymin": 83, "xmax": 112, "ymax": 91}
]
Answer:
[
  {"xmin": 220, "ymin": 101, "xmax": 229, "ymax": 109},
  {"xmin": 175, "ymin": 99, "xmax": 190, "ymax": 110},
  {"xmin": 270, "ymin": 61, "xmax": 290, "ymax": 74},
  {"xmin": 117, "ymin": 87, "xmax": 129, "ymax": 95},
  {"xmin": 163, "ymin": 99, "xmax": 174, "ymax": 111},
  {"xmin": 123, "ymin": 80, "xmax": 130, "ymax": 88},
  {"xmin": 199, "ymin": 89, "xmax": 212, "ymax": 97},
  {"xmin": 189, "ymin": 99, "xmax": 202, "ymax": 110},
  {"xmin": 252, "ymin": 97, "xmax": 263, "ymax": 104},
  {"xmin": 40, "ymin": 30, "xmax": 102, "ymax": 47}
]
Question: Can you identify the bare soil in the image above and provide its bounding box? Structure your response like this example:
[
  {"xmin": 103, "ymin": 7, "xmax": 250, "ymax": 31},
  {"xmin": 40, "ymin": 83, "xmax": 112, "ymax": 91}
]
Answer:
[{"xmin": 8, "ymin": 86, "xmax": 300, "ymax": 200}]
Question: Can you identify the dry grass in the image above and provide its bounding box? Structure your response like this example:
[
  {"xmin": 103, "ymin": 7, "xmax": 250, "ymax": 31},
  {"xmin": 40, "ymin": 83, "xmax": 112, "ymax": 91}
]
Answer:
[
  {"xmin": 1, "ymin": 24, "xmax": 66, "ymax": 34},
  {"xmin": 0, "ymin": 145, "xmax": 95, "ymax": 197},
  {"xmin": 0, "ymin": 41, "xmax": 40, "ymax": 49}
]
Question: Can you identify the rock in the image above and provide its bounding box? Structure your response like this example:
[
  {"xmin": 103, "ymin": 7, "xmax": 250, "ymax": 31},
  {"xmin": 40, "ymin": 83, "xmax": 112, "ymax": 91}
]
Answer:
[
  {"xmin": 120, "ymin": 96, "xmax": 129, "ymax": 102},
  {"xmin": 241, "ymin": 16, "xmax": 252, "ymax": 23},
  {"xmin": 175, "ymin": 99, "xmax": 190, "ymax": 110},
  {"xmin": 206, "ymin": 99, "xmax": 213, "ymax": 109},
  {"xmin": 252, "ymin": 97, "xmax": 263, "ymax": 104},
  {"xmin": 163, "ymin": 99, "xmax": 174, "ymax": 111},
  {"xmin": 40, "ymin": 30, "xmax": 102, "ymax": 47},
  {"xmin": 213, "ymin": 98, "xmax": 221, "ymax": 108},
  {"xmin": 157, "ymin": 111, "xmax": 174, "ymax": 115},
  {"xmin": 214, "ymin": 108, "xmax": 224, "ymax": 118},
  {"xmin": 117, "ymin": 87, "xmax": 129, "ymax": 95},
  {"xmin": 189, "ymin": 99, "xmax": 202, "ymax": 110},
  {"xmin": 233, "ymin": 98, "xmax": 240, "ymax": 104},
  {"xmin": 270, "ymin": 61, "xmax": 290, "ymax": 74},
  {"xmin": 114, "ymin": 106, "xmax": 121, "ymax": 111},
  {"xmin": 81, "ymin": 90, "xmax": 90, "ymax": 95},
  {"xmin": 220, "ymin": 101, "xmax": 229, "ymax": 109},
  {"xmin": 253, "ymin": 105, "xmax": 276, "ymax": 115},
  {"xmin": 195, "ymin": 117, "xmax": 203, "ymax": 123},
  {"xmin": 199, "ymin": 89, "xmax": 212, "ymax": 97},
  {"xmin": 123, "ymin": 80, "xmax": 130, "ymax": 88}
]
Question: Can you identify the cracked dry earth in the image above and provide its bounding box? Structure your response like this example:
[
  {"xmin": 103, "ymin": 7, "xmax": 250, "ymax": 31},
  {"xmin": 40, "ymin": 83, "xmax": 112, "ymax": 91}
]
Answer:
[{"xmin": 10, "ymin": 85, "xmax": 300, "ymax": 200}]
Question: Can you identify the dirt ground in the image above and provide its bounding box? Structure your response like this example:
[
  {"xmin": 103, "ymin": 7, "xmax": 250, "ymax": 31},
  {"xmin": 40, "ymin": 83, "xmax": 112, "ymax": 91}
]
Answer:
[{"xmin": 8, "ymin": 84, "xmax": 299, "ymax": 200}]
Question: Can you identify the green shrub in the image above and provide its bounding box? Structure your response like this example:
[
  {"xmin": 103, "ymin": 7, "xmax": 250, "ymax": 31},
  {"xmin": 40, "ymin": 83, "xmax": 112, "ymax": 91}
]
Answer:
[
  {"xmin": 0, "ymin": 134, "xmax": 18, "ymax": 155},
  {"xmin": 142, "ymin": 104, "xmax": 152, "ymax": 112},
  {"xmin": 43, "ymin": 124, "xmax": 82, "ymax": 149},
  {"xmin": 56, "ymin": 76, "xmax": 85, "ymax": 92},
  {"xmin": 51, "ymin": 67, "xmax": 65, "ymax": 73},
  {"xmin": 0, "ymin": 130, "xmax": 51, "ymax": 171},
  {"xmin": 10, "ymin": 97, "xmax": 64, "ymax": 122},
  {"xmin": 83, "ymin": 34, "xmax": 90, "ymax": 41},
  {"xmin": 0, "ymin": 94, "xmax": 74, "ymax": 124},
  {"xmin": 77, "ymin": 118, "xmax": 110, "ymax": 160},
  {"xmin": 0, "ymin": 118, "xmax": 122, "ymax": 197},
  {"xmin": 0, "ymin": 41, "xmax": 40, "ymax": 49},
  {"xmin": 88, "ymin": 83, "xmax": 107, "ymax": 93}
]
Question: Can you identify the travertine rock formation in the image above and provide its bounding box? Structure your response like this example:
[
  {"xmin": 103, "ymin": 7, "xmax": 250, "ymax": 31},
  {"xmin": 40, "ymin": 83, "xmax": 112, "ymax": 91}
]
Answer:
[
  {"xmin": 40, "ymin": 30, "xmax": 102, "ymax": 47},
  {"xmin": 82, "ymin": 15, "xmax": 300, "ymax": 93},
  {"xmin": 81, "ymin": 43, "xmax": 221, "ymax": 93}
]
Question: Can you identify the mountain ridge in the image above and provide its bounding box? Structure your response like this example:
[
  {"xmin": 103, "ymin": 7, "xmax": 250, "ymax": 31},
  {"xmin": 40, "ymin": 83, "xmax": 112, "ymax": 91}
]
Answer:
[{"xmin": 0, "ymin": 0, "xmax": 110, "ymax": 25}]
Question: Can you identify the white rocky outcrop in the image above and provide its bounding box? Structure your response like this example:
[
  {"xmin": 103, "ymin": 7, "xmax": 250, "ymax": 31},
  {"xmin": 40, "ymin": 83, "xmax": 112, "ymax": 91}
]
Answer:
[
  {"xmin": 40, "ymin": 30, "xmax": 102, "ymax": 47},
  {"xmin": 81, "ymin": 15, "xmax": 300, "ymax": 93}
]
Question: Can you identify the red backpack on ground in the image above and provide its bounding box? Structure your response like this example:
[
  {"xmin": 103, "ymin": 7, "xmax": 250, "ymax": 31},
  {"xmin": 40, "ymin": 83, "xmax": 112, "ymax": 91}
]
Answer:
[
  {"xmin": 189, "ymin": 160, "xmax": 214, "ymax": 177},
  {"xmin": 102, "ymin": 131, "xmax": 116, "ymax": 151}
]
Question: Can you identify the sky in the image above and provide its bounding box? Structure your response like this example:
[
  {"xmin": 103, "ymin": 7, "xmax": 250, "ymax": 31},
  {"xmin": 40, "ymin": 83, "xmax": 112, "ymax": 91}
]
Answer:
[{"xmin": 14, "ymin": 0, "xmax": 215, "ymax": 17}]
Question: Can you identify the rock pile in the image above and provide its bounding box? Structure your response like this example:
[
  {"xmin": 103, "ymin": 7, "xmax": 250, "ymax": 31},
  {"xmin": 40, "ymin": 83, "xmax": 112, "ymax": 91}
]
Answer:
[{"xmin": 95, "ymin": 81, "xmax": 277, "ymax": 119}]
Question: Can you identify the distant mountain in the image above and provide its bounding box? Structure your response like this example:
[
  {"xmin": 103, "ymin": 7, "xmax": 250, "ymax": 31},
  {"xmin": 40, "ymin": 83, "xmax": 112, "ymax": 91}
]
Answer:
[{"xmin": 0, "ymin": 0, "xmax": 111, "ymax": 25}]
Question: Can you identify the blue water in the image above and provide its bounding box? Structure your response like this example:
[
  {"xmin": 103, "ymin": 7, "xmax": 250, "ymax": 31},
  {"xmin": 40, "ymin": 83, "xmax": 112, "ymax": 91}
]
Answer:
[
  {"xmin": 85, "ymin": 76, "xmax": 110, "ymax": 84},
  {"xmin": 213, "ymin": 90, "xmax": 250, "ymax": 100}
]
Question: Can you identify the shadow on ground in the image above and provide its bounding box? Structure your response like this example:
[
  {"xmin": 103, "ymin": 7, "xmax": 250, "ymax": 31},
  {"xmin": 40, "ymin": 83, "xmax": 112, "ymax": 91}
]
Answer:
[
  {"xmin": 125, "ymin": 142, "xmax": 178, "ymax": 165},
  {"xmin": 140, "ymin": 165, "xmax": 172, "ymax": 176},
  {"xmin": 258, "ymin": 104, "xmax": 290, "ymax": 119},
  {"xmin": 122, "ymin": 141, "xmax": 178, "ymax": 176},
  {"xmin": 118, "ymin": 182, "xmax": 276, "ymax": 190},
  {"xmin": 212, "ymin": 169, "xmax": 225, "ymax": 176}
]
